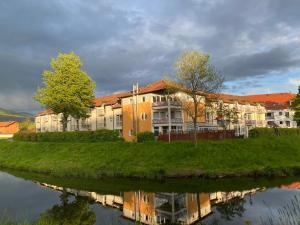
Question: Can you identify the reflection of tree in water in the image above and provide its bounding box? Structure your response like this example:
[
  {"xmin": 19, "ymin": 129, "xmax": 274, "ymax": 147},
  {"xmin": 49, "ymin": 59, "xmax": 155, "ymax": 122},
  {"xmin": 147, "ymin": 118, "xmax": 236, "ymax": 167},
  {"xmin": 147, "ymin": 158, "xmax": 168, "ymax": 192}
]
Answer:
[
  {"xmin": 216, "ymin": 196, "xmax": 246, "ymax": 221},
  {"xmin": 39, "ymin": 191, "xmax": 96, "ymax": 225}
]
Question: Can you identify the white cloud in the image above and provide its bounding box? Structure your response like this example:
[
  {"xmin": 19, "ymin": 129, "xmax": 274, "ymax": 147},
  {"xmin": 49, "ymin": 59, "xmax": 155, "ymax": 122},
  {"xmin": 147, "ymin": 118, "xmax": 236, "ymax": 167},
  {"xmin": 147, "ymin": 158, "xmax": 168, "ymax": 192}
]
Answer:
[{"xmin": 288, "ymin": 78, "xmax": 300, "ymax": 86}]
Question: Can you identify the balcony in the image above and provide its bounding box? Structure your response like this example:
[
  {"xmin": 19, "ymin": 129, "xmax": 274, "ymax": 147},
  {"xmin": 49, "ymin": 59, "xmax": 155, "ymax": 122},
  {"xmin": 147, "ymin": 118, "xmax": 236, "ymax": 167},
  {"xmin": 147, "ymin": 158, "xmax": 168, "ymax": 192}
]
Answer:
[
  {"xmin": 116, "ymin": 121, "xmax": 122, "ymax": 127},
  {"xmin": 96, "ymin": 123, "xmax": 106, "ymax": 129},
  {"xmin": 153, "ymin": 118, "xmax": 183, "ymax": 124},
  {"xmin": 245, "ymin": 120, "xmax": 256, "ymax": 126},
  {"xmin": 256, "ymin": 120, "xmax": 265, "ymax": 126},
  {"xmin": 152, "ymin": 101, "xmax": 181, "ymax": 108},
  {"xmin": 266, "ymin": 116, "xmax": 275, "ymax": 120}
]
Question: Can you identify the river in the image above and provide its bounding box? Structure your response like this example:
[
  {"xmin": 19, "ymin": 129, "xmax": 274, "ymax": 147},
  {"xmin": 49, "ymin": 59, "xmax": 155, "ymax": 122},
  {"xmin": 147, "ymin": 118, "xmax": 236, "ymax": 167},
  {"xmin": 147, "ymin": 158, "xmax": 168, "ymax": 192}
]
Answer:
[{"xmin": 1, "ymin": 170, "xmax": 300, "ymax": 225}]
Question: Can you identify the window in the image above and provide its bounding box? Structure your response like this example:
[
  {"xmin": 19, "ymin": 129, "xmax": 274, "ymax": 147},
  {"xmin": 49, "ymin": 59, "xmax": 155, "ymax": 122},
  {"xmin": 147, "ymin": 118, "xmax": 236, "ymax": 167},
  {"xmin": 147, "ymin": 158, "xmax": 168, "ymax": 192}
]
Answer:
[
  {"xmin": 142, "ymin": 96, "xmax": 146, "ymax": 102},
  {"xmin": 285, "ymin": 112, "xmax": 290, "ymax": 118},
  {"xmin": 97, "ymin": 108, "xmax": 104, "ymax": 117},
  {"xmin": 286, "ymin": 121, "xmax": 290, "ymax": 127},
  {"xmin": 279, "ymin": 111, "xmax": 283, "ymax": 116},
  {"xmin": 154, "ymin": 127, "xmax": 159, "ymax": 136},
  {"xmin": 161, "ymin": 96, "xmax": 166, "ymax": 102},
  {"xmin": 153, "ymin": 112, "xmax": 159, "ymax": 119},
  {"xmin": 153, "ymin": 96, "xmax": 157, "ymax": 103},
  {"xmin": 266, "ymin": 112, "xmax": 272, "ymax": 117},
  {"xmin": 280, "ymin": 121, "xmax": 283, "ymax": 124},
  {"xmin": 109, "ymin": 116, "xmax": 113, "ymax": 122},
  {"xmin": 129, "ymin": 129, "xmax": 133, "ymax": 136},
  {"xmin": 143, "ymin": 195, "xmax": 149, "ymax": 203},
  {"xmin": 141, "ymin": 113, "xmax": 148, "ymax": 120}
]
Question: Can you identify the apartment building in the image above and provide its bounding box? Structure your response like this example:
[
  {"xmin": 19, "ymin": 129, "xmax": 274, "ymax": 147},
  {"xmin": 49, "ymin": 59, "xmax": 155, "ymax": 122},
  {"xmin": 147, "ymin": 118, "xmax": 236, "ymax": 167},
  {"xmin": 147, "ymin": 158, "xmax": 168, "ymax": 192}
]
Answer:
[
  {"xmin": 123, "ymin": 192, "xmax": 211, "ymax": 225},
  {"xmin": 242, "ymin": 93, "xmax": 297, "ymax": 128},
  {"xmin": 212, "ymin": 94, "xmax": 267, "ymax": 136},
  {"xmin": 35, "ymin": 80, "xmax": 270, "ymax": 141}
]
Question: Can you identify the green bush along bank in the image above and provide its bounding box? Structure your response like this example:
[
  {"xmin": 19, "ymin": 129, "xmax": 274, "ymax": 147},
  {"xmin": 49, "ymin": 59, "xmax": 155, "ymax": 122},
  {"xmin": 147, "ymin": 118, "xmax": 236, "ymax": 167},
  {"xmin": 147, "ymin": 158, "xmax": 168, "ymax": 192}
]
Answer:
[
  {"xmin": 249, "ymin": 128, "xmax": 300, "ymax": 138},
  {"xmin": 13, "ymin": 130, "xmax": 123, "ymax": 142}
]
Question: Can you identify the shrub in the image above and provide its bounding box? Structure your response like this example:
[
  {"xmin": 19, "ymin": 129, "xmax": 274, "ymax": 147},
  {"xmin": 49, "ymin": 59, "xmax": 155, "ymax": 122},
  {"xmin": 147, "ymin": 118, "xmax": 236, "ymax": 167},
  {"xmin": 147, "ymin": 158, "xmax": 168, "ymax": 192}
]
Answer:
[
  {"xmin": 137, "ymin": 131, "xmax": 155, "ymax": 142},
  {"xmin": 249, "ymin": 128, "xmax": 300, "ymax": 138},
  {"xmin": 13, "ymin": 129, "xmax": 123, "ymax": 142}
]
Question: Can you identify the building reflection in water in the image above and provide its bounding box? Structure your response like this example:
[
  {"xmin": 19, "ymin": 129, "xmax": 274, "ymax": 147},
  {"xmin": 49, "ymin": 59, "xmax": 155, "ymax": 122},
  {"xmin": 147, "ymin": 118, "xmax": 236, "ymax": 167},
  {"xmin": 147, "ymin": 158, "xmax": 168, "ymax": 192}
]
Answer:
[{"xmin": 37, "ymin": 182, "xmax": 260, "ymax": 225}]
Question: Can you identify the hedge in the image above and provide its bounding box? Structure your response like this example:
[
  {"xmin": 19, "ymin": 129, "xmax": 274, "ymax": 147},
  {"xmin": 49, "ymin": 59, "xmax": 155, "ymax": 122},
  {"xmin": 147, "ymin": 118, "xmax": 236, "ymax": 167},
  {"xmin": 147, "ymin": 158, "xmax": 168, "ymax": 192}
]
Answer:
[
  {"xmin": 249, "ymin": 128, "xmax": 300, "ymax": 138},
  {"xmin": 137, "ymin": 131, "xmax": 155, "ymax": 142},
  {"xmin": 13, "ymin": 130, "xmax": 124, "ymax": 142}
]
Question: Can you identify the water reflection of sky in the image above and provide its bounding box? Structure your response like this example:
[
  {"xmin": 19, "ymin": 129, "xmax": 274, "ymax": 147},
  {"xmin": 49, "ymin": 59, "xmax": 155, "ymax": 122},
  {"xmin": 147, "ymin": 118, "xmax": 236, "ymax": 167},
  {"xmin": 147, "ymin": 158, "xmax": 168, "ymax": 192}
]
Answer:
[{"xmin": 1, "ymin": 171, "xmax": 300, "ymax": 225}]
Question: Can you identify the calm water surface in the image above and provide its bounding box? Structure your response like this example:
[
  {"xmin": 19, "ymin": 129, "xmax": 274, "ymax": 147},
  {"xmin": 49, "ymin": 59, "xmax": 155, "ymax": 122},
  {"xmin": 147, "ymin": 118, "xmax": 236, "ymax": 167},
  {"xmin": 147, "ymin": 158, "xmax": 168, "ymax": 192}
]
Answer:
[{"xmin": 1, "ymin": 171, "xmax": 300, "ymax": 225}]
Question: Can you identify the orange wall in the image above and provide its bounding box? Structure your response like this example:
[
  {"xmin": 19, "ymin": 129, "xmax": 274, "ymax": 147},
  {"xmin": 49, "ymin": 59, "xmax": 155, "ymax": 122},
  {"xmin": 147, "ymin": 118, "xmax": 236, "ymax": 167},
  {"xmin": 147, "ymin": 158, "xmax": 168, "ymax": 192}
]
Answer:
[
  {"xmin": 199, "ymin": 193, "xmax": 211, "ymax": 210},
  {"xmin": 122, "ymin": 100, "xmax": 152, "ymax": 142},
  {"xmin": 123, "ymin": 192, "xmax": 155, "ymax": 216},
  {"xmin": 0, "ymin": 122, "xmax": 19, "ymax": 134}
]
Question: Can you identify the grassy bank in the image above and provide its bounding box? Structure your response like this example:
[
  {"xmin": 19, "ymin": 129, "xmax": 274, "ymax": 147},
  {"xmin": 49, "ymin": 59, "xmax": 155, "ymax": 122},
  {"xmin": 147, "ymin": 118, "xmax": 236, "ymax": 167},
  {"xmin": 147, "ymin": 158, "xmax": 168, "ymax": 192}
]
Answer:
[{"xmin": 0, "ymin": 136, "xmax": 300, "ymax": 179}]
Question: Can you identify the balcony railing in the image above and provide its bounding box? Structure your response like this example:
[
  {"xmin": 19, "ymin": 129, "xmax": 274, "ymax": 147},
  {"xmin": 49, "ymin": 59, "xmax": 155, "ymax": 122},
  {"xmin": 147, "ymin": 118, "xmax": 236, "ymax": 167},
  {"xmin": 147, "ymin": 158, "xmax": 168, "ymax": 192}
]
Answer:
[
  {"xmin": 153, "ymin": 118, "xmax": 183, "ymax": 124},
  {"xmin": 116, "ymin": 121, "xmax": 122, "ymax": 127},
  {"xmin": 245, "ymin": 120, "xmax": 256, "ymax": 126},
  {"xmin": 96, "ymin": 123, "xmax": 105, "ymax": 129},
  {"xmin": 256, "ymin": 120, "xmax": 265, "ymax": 126},
  {"xmin": 152, "ymin": 101, "xmax": 181, "ymax": 107}
]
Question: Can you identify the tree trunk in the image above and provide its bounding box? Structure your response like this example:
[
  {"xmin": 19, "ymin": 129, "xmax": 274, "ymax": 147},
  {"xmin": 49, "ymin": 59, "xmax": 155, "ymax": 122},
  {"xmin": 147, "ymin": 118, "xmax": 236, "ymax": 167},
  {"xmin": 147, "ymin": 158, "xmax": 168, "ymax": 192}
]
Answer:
[
  {"xmin": 193, "ymin": 99, "xmax": 198, "ymax": 147},
  {"xmin": 62, "ymin": 114, "xmax": 68, "ymax": 132},
  {"xmin": 193, "ymin": 117, "xmax": 197, "ymax": 147},
  {"xmin": 76, "ymin": 119, "xmax": 80, "ymax": 131}
]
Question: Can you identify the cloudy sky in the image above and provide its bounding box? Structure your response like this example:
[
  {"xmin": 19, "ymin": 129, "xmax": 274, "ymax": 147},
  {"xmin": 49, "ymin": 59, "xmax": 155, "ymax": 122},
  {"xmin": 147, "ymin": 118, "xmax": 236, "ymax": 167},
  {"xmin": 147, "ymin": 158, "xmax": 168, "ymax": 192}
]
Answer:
[{"xmin": 0, "ymin": 0, "xmax": 300, "ymax": 113}]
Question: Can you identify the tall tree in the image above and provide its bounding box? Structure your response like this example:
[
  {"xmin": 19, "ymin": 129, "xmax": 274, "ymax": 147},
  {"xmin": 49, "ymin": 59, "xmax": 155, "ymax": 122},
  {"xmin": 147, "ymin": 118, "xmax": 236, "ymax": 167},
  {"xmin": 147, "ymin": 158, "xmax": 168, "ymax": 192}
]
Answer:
[
  {"xmin": 291, "ymin": 86, "xmax": 300, "ymax": 127},
  {"xmin": 174, "ymin": 50, "xmax": 224, "ymax": 146},
  {"xmin": 34, "ymin": 52, "xmax": 96, "ymax": 131}
]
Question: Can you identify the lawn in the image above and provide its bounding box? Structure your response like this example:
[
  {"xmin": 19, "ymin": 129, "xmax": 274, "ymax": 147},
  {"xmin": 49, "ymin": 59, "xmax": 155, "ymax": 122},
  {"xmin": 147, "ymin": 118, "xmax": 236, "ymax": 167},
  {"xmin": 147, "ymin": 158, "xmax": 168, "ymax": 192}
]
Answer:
[{"xmin": 0, "ymin": 136, "xmax": 299, "ymax": 179}]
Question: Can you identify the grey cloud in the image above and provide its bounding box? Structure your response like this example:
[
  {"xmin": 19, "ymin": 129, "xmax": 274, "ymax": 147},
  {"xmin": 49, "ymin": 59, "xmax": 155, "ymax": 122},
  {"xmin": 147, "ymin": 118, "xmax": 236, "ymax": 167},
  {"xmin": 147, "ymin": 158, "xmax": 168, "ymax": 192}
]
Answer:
[
  {"xmin": 221, "ymin": 45, "xmax": 300, "ymax": 80},
  {"xmin": 0, "ymin": 0, "xmax": 300, "ymax": 112}
]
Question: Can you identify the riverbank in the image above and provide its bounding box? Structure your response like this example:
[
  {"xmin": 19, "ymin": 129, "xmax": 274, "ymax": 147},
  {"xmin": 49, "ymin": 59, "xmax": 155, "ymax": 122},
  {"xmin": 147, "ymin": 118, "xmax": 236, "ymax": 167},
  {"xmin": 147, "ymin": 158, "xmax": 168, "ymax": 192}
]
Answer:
[{"xmin": 0, "ymin": 136, "xmax": 300, "ymax": 179}]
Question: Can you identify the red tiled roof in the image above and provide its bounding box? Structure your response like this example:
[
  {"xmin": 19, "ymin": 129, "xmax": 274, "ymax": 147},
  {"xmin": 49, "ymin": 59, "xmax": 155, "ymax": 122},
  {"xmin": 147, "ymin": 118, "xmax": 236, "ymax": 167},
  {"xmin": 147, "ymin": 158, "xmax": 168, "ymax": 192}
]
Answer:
[
  {"xmin": 36, "ymin": 109, "xmax": 54, "ymax": 117},
  {"xmin": 0, "ymin": 121, "xmax": 17, "ymax": 127},
  {"xmin": 217, "ymin": 94, "xmax": 261, "ymax": 105},
  {"xmin": 138, "ymin": 80, "xmax": 168, "ymax": 94},
  {"xmin": 264, "ymin": 102, "xmax": 290, "ymax": 110},
  {"xmin": 281, "ymin": 182, "xmax": 300, "ymax": 189},
  {"xmin": 93, "ymin": 92, "xmax": 131, "ymax": 107},
  {"xmin": 242, "ymin": 93, "xmax": 296, "ymax": 104}
]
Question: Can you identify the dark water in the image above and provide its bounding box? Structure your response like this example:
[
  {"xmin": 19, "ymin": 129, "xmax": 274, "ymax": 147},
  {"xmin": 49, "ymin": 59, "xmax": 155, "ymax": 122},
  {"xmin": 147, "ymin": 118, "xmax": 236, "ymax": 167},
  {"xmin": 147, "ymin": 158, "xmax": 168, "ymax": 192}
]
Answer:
[{"xmin": 1, "ymin": 171, "xmax": 300, "ymax": 225}]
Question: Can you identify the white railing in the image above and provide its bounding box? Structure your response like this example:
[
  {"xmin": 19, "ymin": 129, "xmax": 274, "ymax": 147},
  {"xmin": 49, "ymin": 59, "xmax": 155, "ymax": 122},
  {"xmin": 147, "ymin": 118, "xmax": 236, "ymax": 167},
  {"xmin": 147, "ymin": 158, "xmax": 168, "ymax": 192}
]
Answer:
[{"xmin": 152, "ymin": 118, "xmax": 183, "ymax": 124}]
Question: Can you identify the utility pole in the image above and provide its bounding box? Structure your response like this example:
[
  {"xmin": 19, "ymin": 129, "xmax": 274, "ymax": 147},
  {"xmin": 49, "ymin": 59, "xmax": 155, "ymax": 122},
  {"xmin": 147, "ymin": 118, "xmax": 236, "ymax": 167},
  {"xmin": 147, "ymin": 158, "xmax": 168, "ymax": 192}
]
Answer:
[
  {"xmin": 132, "ymin": 84, "xmax": 135, "ymax": 141},
  {"xmin": 132, "ymin": 83, "xmax": 139, "ymax": 142},
  {"xmin": 135, "ymin": 83, "xmax": 139, "ymax": 138},
  {"xmin": 167, "ymin": 90, "xmax": 171, "ymax": 143}
]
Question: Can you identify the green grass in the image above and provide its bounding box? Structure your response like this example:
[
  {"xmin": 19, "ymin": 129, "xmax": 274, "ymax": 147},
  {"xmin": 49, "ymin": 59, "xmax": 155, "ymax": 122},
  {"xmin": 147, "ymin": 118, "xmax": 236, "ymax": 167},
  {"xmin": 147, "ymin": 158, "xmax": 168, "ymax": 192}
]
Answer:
[{"xmin": 0, "ymin": 136, "xmax": 300, "ymax": 179}]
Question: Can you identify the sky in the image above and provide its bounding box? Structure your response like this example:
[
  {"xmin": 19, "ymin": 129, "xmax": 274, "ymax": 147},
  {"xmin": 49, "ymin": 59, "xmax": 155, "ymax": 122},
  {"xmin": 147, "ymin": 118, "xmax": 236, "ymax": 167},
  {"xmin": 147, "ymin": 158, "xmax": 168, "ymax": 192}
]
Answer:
[{"xmin": 0, "ymin": 0, "xmax": 300, "ymax": 113}]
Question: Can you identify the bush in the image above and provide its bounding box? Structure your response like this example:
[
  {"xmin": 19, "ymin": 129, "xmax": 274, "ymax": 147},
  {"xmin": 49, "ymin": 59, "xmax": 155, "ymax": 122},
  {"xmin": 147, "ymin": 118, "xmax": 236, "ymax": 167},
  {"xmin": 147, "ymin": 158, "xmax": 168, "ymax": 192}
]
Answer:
[
  {"xmin": 249, "ymin": 128, "xmax": 300, "ymax": 138},
  {"xmin": 137, "ymin": 131, "xmax": 155, "ymax": 142},
  {"xmin": 13, "ymin": 129, "xmax": 124, "ymax": 142}
]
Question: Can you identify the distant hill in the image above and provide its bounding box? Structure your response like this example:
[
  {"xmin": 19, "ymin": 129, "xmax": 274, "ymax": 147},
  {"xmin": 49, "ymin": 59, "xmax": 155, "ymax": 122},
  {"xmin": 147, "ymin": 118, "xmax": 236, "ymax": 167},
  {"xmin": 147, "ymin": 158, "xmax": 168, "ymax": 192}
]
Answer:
[{"xmin": 0, "ymin": 108, "xmax": 33, "ymax": 122}]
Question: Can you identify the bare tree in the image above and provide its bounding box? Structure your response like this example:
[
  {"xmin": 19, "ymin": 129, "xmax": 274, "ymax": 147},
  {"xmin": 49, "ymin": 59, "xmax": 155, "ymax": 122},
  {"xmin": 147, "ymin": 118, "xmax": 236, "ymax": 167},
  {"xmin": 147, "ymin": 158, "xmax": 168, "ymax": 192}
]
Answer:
[{"xmin": 173, "ymin": 50, "xmax": 224, "ymax": 146}]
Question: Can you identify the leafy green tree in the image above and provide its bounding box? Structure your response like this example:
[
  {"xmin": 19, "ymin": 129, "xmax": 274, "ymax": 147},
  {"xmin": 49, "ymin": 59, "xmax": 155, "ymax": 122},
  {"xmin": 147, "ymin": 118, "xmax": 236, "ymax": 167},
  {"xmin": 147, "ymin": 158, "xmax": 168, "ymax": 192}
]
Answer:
[
  {"xmin": 216, "ymin": 196, "xmax": 246, "ymax": 221},
  {"xmin": 174, "ymin": 50, "xmax": 224, "ymax": 146},
  {"xmin": 19, "ymin": 118, "xmax": 35, "ymax": 132},
  {"xmin": 34, "ymin": 52, "xmax": 96, "ymax": 131},
  {"xmin": 39, "ymin": 192, "xmax": 96, "ymax": 225},
  {"xmin": 291, "ymin": 86, "xmax": 300, "ymax": 127}
]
